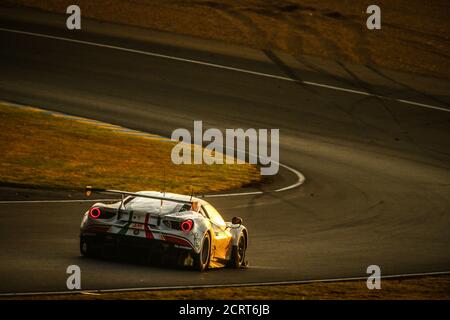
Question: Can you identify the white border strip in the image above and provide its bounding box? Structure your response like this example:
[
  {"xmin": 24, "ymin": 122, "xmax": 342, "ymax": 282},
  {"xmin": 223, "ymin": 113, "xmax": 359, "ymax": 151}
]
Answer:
[
  {"xmin": 274, "ymin": 163, "xmax": 305, "ymax": 192},
  {"xmin": 202, "ymin": 163, "xmax": 306, "ymax": 198},
  {"xmin": 1, "ymin": 27, "xmax": 448, "ymax": 113},
  {"xmin": 1, "ymin": 270, "xmax": 449, "ymax": 297}
]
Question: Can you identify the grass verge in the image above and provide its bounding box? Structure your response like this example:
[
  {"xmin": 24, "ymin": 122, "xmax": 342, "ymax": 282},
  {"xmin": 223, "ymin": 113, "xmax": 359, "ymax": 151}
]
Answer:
[
  {"xmin": 3, "ymin": 275, "xmax": 450, "ymax": 300},
  {"xmin": 4, "ymin": 0, "xmax": 450, "ymax": 78},
  {"xmin": 0, "ymin": 102, "xmax": 261, "ymax": 194}
]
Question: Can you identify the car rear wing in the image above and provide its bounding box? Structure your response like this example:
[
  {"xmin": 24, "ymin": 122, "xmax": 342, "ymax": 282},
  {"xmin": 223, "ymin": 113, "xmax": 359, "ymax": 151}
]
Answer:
[{"xmin": 85, "ymin": 186, "xmax": 194, "ymax": 204}]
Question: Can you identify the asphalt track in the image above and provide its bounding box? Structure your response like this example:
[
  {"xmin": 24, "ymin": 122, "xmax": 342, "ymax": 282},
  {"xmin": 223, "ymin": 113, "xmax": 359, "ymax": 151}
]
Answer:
[{"xmin": 0, "ymin": 7, "xmax": 450, "ymax": 294}]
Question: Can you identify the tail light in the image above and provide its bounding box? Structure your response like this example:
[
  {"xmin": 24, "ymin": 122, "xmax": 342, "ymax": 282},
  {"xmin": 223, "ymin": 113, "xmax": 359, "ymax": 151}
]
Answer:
[
  {"xmin": 88, "ymin": 207, "xmax": 115, "ymax": 219},
  {"xmin": 180, "ymin": 219, "xmax": 194, "ymax": 232},
  {"xmin": 89, "ymin": 207, "xmax": 102, "ymax": 219},
  {"xmin": 163, "ymin": 219, "xmax": 194, "ymax": 232}
]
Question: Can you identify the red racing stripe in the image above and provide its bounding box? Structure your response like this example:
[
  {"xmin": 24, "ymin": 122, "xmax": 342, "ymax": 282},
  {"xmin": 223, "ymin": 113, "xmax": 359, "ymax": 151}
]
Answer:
[
  {"xmin": 164, "ymin": 235, "xmax": 192, "ymax": 248},
  {"xmin": 144, "ymin": 213, "xmax": 154, "ymax": 239}
]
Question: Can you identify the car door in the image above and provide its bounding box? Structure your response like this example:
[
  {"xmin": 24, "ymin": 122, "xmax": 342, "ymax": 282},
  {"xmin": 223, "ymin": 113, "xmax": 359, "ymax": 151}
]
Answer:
[{"xmin": 202, "ymin": 204, "xmax": 232, "ymax": 261}]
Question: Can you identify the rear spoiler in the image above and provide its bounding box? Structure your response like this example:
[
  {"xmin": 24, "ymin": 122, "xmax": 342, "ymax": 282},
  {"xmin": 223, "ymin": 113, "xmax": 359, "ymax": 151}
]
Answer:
[{"xmin": 85, "ymin": 186, "xmax": 194, "ymax": 204}]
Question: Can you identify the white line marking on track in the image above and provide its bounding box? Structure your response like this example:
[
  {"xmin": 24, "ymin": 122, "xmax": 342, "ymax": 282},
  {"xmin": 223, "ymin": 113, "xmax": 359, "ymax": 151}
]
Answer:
[
  {"xmin": 199, "ymin": 143, "xmax": 306, "ymax": 198},
  {"xmin": 395, "ymin": 99, "xmax": 450, "ymax": 112},
  {"xmin": 275, "ymin": 163, "xmax": 305, "ymax": 192},
  {"xmin": 0, "ymin": 27, "xmax": 294, "ymax": 81},
  {"xmin": 202, "ymin": 162, "xmax": 305, "ymax": 198},
  {"xmin": 1, "ymin": 27, "xmax": 448, "ymax": 113},
  {"xmin": 203, "ymin": 191, "xmax": 263, "ymax": 198},
  {"xmin": 1, "ymin": 270, "xmax": 449, "ymax": 296}
]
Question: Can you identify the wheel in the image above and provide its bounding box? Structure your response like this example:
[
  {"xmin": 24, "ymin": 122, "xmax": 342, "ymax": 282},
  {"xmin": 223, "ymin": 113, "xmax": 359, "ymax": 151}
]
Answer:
[
  {"xmin": 229, "ymin": 233, "xmax": 247, "ymax": 268},
  {"xmin": 193, "ymin": 233, "xmax": 211, "ymax": 272},
  {"xmin": 80, "ymin": 236, "xmax": 96, "ymax": 258}
]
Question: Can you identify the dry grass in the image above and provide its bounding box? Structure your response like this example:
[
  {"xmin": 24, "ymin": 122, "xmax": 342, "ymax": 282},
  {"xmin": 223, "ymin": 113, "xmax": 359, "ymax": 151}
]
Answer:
[
  {"xmin": 0, "ymin": 103, "xmax": 261, "ymax": 193},
  {"xmin": 4, "ymin": 0, "xmax": 450, "ymax": 78},
  {"xmin": 4, "ymin": 275, "xmax": 450, "ymax": 300}
]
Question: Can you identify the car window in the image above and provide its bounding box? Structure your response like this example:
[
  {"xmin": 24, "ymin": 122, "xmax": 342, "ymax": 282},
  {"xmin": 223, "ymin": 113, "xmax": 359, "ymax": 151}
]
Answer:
[
  {"xmin": 199, "ymin": 206, "xmax": 209, "ymax": 218},
  {"xmin": 203, "ymin": 204, "xmax": 226, "ymax": 228},
  {"xmin": 179, "ymin": 203, "xmax": 192, "ymax": 212}
]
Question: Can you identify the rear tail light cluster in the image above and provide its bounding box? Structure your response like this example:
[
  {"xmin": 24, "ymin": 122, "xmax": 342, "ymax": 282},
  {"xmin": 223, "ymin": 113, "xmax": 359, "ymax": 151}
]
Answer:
[
  {"xmin": 163, "ymin": 219, "xmax": 194, "ymax": 232},
  {"xmin": 181, "ymin": 219, "xmax": 193, "ymax": 232},
  {"xmin": 89, "ymin": 207, "xmax": 101, "ymax": 219},
  {"xmin": 88, "ymin": 207, "xmax": 115, "ymax": 220}
]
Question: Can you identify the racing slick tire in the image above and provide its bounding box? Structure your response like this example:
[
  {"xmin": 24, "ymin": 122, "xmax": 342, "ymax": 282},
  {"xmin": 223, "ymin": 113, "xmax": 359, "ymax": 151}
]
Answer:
[
  {"xmin": 80, "ymin": 236, "xmax": 97, "ymax": 258},
  {"xmin": 193, "ymin": 232, "xmax": 211, "ymax": 272},
  {"xmin": 229, "ymin": 233, "xmax": 247, "ymax": 268}
]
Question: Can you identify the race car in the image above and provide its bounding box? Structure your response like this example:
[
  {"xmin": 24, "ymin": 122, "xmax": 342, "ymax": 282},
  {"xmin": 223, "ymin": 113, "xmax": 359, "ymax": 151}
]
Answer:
[{"xmin": 80, "ymin": 186, "xmax": 248, "ymax": 271}]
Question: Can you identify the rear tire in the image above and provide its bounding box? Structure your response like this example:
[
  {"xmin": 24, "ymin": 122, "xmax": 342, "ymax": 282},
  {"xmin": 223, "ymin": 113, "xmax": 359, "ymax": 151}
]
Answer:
[
  {"xmin": 193, "ymin": 233, "xmax": 211, "ymax": 272},
  {"xmin": 80, "ymin": 237, "xmax": 95, "ymax": 258},
  {"xmin": 229, "ymin": 233, "xmax": 247, "ymax": 268}
]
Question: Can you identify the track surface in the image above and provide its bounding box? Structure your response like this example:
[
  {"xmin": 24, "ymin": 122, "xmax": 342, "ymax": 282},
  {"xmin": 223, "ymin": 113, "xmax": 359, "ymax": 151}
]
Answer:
[{"xmin": 1, "ymin": 7, "xmax": 450, "ymax": 293}]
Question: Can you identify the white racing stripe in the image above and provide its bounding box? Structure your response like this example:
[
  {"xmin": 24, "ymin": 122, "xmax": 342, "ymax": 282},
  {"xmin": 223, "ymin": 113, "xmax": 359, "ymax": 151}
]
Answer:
[
  {"xmin": 1, "ymin": 270, "xmax": 449, "ymax": 297},
  {"xmin": 1, "ymin": 27, "xmax": 448, "ymax": 113}
]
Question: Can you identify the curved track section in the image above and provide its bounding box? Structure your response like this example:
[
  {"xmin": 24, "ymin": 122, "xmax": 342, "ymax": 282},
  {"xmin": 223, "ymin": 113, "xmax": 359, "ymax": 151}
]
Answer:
[{"xmin": 0, "ymin": 10, "xmax": 449, "ymax": 293}]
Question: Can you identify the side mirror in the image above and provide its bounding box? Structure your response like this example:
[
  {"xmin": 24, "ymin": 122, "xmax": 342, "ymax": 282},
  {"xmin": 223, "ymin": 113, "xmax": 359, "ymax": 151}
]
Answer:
[{"xmin": 231, "ymin": 216, "xmax": 243, "ymax": 225}]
